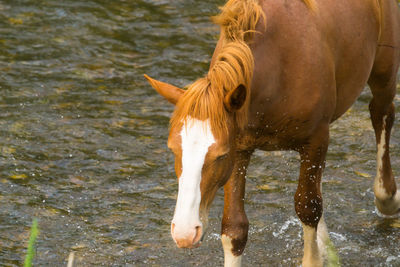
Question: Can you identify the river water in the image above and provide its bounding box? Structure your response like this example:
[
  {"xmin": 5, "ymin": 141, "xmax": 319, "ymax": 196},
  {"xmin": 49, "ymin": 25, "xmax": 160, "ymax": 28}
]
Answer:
[{"xmin": 0, "ymin": 0, "xmax": 399, "ymax": 266}]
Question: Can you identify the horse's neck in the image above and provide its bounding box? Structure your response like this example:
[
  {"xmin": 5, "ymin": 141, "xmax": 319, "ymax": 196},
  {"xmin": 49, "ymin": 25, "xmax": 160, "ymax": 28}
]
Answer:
[{"xmin": 209, "ymin": 37, "xmax": 226, "ymax": 71}]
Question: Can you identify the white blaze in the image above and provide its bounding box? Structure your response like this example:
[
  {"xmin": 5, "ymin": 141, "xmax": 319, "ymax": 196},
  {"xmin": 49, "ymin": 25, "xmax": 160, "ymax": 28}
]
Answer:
[{"xmin": 171, "ymin": 118, "xmax": 215, "ymax": 238}]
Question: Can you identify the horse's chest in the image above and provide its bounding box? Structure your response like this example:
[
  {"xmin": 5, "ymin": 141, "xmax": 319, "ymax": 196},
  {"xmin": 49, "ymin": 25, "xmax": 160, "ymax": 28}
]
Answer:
[{"xmin": 237, "ymin": 120, "xmax": 310, "ymax": 151}]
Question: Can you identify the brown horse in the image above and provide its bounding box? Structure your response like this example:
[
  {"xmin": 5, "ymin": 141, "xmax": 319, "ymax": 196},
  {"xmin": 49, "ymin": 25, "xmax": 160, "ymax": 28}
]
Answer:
[{"xmin": 144, "ymin": 0, "xmax": 400, "ymax": 266}]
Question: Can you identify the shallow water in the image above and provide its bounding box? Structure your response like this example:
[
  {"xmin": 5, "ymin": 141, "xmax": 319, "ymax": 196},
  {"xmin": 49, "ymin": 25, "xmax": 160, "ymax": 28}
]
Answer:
[{"xmin": 0, "ymin": 0, "xmax": 399, "ymax": 266}]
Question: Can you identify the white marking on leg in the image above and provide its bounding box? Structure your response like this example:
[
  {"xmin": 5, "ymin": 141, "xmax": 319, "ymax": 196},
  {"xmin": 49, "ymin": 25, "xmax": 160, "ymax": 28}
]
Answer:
[
  {"xmin": 221, "ymin": 235, "xmax": 242, "ymax": 267},
  {"xmin": 302, "ymin": 224, "xmax": 323, "ymax": 267},
  {"xmin": 318, "ymin": 217, "xmax": 341, "ymax": 266},
  {"xmin": 374, "ymin": 116, "xmax": 388, "ymax": 201},
  {"xmin": 317, "ymin": 184, "xmax": 328, "ymax": 254},
  {"xmin": 316, "ymin": 217, "xmax": 328, "ymax": 258},
  {"xmin": 171, "ymin": 117, "xmax": 215, "ymax": 241},
  {"xmin": 373, "ymin": 116, "xmax": 400, "ymax": 216}
]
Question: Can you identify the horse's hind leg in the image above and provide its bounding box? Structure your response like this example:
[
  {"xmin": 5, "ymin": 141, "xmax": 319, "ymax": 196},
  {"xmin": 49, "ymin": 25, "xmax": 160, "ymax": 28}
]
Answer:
[{"xmin": 368, "ymin": 45, "xmax": 400, "ymax": 216}]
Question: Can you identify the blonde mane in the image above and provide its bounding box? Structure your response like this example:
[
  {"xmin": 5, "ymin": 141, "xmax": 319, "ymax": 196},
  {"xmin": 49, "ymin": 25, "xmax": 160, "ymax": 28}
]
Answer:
[{"xmin": 170, "ymin": 0, "xmax": 315, "ymax": 138}]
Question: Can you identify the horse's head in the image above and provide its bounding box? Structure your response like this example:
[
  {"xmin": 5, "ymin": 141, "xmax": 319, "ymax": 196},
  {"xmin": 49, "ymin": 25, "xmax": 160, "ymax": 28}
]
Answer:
[{"xmin": 145, "ymin": 74, "xmax": 247, "ymax": 248}]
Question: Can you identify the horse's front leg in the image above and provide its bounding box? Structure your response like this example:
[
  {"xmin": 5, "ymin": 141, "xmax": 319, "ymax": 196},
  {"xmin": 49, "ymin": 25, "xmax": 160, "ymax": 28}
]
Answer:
[
  {"xmin": 295, "ymin": 126, "xmax": 330, "ymax": 267},
  {"xmin": 221, "ymin": 150, "xmax": 252, "ymax": 267}
]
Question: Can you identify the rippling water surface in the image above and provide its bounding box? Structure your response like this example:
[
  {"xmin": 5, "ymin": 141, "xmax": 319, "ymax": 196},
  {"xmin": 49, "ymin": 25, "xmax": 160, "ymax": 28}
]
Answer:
[{"xmin": 0, "ymin": 1, "xmax": 399, "ymax": 266}]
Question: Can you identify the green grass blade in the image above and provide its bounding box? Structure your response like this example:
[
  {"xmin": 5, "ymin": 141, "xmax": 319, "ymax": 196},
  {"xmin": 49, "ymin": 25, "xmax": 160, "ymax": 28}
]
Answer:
[
  {"xmin": 326, "ymin": 238, "xmax": 340, "ymax": 267},
  {"xmin": 24, "ymin": 219, "xmax": 39, "ymax": 267}
]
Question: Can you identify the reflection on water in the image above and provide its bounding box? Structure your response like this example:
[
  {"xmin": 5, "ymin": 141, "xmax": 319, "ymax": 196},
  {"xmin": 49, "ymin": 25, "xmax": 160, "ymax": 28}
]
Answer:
[{"xmin": 0, "ymin": 0, "xmax": 399, "ymax": 266}]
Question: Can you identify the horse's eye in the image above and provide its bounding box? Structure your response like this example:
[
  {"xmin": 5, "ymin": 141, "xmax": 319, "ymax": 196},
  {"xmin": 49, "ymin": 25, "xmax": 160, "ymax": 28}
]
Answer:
[{"xmin": 216, "ymin": 154, "xmax": 228, "ymax": 161}]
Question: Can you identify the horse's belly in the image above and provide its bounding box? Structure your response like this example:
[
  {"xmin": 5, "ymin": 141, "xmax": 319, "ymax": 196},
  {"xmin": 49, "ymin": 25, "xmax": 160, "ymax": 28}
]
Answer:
[{"xmin": 331, "ymin": 40, "xmax": 378, "ymax": 121}]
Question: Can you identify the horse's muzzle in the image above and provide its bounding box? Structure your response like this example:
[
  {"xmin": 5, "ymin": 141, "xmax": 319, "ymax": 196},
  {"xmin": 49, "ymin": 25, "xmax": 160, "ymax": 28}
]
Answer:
[{"xmin": 171, "ymin": 222, "xmax": 203, "ymax": 248}]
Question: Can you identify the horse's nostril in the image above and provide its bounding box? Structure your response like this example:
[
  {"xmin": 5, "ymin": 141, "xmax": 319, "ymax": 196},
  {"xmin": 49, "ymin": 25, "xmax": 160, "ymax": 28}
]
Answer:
[{"xmin": 193, "ymin": 225, "xmax": 203, "ymax": 245}]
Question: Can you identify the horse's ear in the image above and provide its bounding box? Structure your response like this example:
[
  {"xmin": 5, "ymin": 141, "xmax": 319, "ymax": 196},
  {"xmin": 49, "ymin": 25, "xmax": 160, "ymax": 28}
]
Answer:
[
  {"xmin": 144, "ymin": 74, "xmax": 184, "ymax": 105},
  {"xmin": 224, "ymin": 84, "xmax": 247, "ymax": 112}
]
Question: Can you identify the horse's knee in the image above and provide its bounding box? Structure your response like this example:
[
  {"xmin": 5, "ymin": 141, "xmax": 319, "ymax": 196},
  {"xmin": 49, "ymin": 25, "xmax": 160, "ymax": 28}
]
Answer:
[
  {"xmin": 369, "ymin": 100, "xmax": 395, "ymax": 128},
  {"xmin": 294, "ymin": 190, "xmax": 323, "ymax": 228},
  {"xmin": 221, "ymin": 217, "xmax": 249, "ymax": 256}
]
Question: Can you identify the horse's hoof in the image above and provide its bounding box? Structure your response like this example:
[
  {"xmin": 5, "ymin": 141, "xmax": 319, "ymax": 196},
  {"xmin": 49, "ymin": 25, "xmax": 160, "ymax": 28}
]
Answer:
[{"xmin": 374, "ymin": 190, "xmax": 400, "ymax": 218}]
